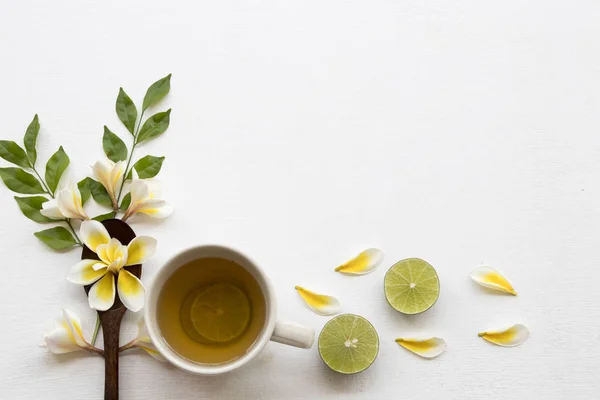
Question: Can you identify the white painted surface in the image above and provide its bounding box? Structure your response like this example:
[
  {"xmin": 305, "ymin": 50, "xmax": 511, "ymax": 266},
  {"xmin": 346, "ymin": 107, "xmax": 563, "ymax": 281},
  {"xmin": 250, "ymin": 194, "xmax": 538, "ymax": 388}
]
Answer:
[{"xmin": 1, "ymin": 0, "xmax": 599, "ymax": 398}]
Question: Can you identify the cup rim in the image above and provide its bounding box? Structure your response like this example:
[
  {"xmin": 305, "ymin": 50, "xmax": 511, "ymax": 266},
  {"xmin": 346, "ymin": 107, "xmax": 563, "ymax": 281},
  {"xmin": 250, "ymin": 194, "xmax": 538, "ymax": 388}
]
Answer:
[{"xmin": 144, "ymin": 244, "xmax": 277, "ymax": 375}]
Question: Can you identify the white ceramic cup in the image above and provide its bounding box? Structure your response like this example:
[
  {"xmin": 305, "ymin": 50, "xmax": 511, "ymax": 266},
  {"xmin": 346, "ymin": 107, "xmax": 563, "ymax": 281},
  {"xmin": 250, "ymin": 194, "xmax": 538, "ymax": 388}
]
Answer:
[{"xmin": 145, "ymin": 245, "xmax": 315, "ymax": 375}]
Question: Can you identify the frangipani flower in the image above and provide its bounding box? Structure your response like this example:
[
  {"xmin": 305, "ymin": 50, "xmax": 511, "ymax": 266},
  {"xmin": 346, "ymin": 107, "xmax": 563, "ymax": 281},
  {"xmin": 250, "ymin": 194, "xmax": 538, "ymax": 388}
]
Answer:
[
  {"xmin": 93, "ymin": 159, "xmax": 126, "ymax": 208},
  {"xmin": 41, "ymin": 309, "xmax": 100, "ymax": 355},
  {"xmin": 122, "ymin": 179, "xmax": 173, "ymax": 221},
  {"xmin": 124, "ymin": 317, "xmax": 166, "ymax": 362},
  {"xmin": 295, "ymin": 286, "xmax": 341, "ymax": 316},
  {"xmin": 395, "ymin": 337, "xmax": 447, "ymax": 359},
  {"xmin": 335, "ymin": 248, "xmax": 384, "ymax": 275},
  {"xmin": 470, "ymin": 266, "xmax": 517, "ymax": 295},
  {"xmin": 40, "ymin": 181, "xmax": 89, "ymax": 220},
  {"xmin": 478, "ymin": 324, "xmax": 529, "ymax": 347},
  {"xmin": 67, "ymin": 220, "xmax": 156, "ymax": 312}
]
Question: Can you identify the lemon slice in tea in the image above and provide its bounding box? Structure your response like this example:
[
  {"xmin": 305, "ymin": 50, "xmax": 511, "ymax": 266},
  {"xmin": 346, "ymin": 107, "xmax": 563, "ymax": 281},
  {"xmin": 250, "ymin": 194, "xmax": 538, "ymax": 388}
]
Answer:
[
  {"xmin": 190, "ymin": 283, "xmax": 251, "ymax": 343},
  {"xmin": 384, "ymin": 258, "xmax": 440, "ymax": 314},
  {"xmin": 318, "ymin": 314, "xmax": 379, "ymax": 374}
]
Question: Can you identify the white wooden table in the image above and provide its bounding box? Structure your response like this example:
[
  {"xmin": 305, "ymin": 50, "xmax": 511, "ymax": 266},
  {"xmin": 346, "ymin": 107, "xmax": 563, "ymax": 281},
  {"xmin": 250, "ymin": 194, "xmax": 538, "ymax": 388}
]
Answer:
[{"xmin": 1, "ymin": 1, "xmax": 599, "ymax": 398}]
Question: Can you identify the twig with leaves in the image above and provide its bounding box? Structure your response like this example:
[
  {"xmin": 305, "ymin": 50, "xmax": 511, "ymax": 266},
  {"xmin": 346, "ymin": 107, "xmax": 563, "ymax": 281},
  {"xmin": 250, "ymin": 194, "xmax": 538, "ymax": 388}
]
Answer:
[{"xmin": 0, "ymin": 75, "xmax": 174, "ymax": 368}]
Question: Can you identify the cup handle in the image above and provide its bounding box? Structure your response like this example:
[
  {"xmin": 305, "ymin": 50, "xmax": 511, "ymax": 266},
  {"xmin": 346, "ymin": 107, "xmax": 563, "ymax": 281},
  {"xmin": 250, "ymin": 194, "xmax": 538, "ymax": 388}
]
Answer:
[{"xmin": 271, "ymin": 320, "xmax": 315, "ymax": 349}]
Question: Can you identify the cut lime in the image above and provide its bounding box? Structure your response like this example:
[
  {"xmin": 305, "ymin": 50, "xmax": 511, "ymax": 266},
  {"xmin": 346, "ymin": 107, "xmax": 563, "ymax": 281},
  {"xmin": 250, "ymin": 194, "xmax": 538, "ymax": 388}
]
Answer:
[
  {"xmin": 318, "ymin": 314, "xmax": 379, "ymax": 374},
  {"xmin": 190, "ymin": 283, "xmax": 251, "ymax": 343},
  {"xmin": 384, "ymin": 258, "xmax": 440, "ymax": 314}
]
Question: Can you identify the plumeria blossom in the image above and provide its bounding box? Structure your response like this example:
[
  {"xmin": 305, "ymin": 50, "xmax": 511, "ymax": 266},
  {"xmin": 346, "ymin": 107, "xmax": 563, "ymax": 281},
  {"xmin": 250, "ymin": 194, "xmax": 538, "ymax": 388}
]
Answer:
[
  {"xmin": 124, "ymin": 317, "xmax": 166, "ymax": 362},
  {"xmin": 40, "ymin": 181, "xmax": 89, "ymax": 220},
  {"xmin": 67, "ymin": 220, "xmax": 156, "ymax": 312},
  {"xmin": 122, "ymin": 179, "xmax": 173, "ymax": 221},
  {"xmin": 41, "ymin": 309, "xmax": 100, "ymax": 354},
  {"xmin": 93, "ymin": 158, "xmax": 127, "ymax": 208}
]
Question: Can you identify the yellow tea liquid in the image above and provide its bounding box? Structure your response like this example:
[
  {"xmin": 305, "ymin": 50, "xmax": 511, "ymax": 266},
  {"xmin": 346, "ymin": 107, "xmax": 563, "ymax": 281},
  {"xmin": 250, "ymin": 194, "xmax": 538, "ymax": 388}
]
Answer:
[{"xmin": 157, "ymin": 257, "xmax": 266, "ymax": 364}]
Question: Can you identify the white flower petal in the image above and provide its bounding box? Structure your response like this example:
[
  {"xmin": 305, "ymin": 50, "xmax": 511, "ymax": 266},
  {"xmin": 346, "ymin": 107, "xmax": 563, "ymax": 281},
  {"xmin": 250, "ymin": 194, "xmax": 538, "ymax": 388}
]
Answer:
[
  {"xmin": 470, "ymin": 266, "xmax": 517, "ymax": 295},
  {"xmin": 40, "ymin": 199, "xmax": 64, "ymax": 219},
  {"xmin": 478, "ymin": 324, "xmax": 529, "ymax": 347},
  {"xmin": 96, "ymin": 243, "xmax": 110, "ymax": 264},
  {"xmin": 134, "ymin": 199, "xmax": 173, "ymax": 218},
  {"xmin": 56, "ymin": 182, "xmax": 89, "ymax": 220},
  {"xmin": 335, "ymin": 248, "xmax": 384, "ymax": 275},
  {"xmin": 129, "ymin": 179, "xmax": 150, "ymax": 204},
  {"xmin": 295, "ymin": 286, "xmax": 341, "ymax": 316},
  {"xmin": 42, "ymin": 309, "xmax": 89, "ymax": 354},
  {"xmin": 67, "ymin": 259, "xmax": 108, "ymax": 285},
  {"xmin": 395, "ymin": 337, "xmax": 446, "ymax": 359},
  {"xmin": 62, "ymin": 309, "xmax": 87, "ymax": 347},
  {"xmin": 93, "ymin": 159, "xmax": 116, "ymax": 194},
  {"xmin": 125, "ymin": 236, "xmax": 157, "ymax": 266},
  {"xmin": 110, "ymin": 161, "xmax": 127, "ymax": 198},
  {"xmin": 80, "ymin": 220, "xmax": 110, "ymax": 252},
  {"xmin": 117, "ymin": 269, "xmax": 145, "ymax": 312},
  {"xmin": 88, "ymin": 273, "xmax": 116, "ymax": 311},
  {"xmin": 43, "ymin": 326, "xmax": 83, "ymax": 354}
]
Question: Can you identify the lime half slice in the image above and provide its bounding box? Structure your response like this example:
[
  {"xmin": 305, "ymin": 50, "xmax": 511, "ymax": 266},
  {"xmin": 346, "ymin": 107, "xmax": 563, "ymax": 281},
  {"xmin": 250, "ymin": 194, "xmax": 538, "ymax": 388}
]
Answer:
[
  {"xmin": 318, "ymin": 314, "xmax": 379, "ymax": 374},
  {"xmin": 190, "ymin": 283, "xmax": 251, "ymax": 343},
  {"xmin": 384, "ymin": 258, "xmax": 440, "ymax": 314}
]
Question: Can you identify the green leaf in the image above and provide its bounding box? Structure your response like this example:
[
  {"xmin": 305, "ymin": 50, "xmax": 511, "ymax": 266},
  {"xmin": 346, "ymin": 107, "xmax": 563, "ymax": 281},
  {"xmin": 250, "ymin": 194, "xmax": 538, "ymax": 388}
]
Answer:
[
  {"xmin": 116, "ymin": 88, "xmax": 138, "ymax": 135},
  {"xmin": 45, "ymin": 146, "xmax": 70, "ymax": 193},
  {"xmin": 89, "ymin": 179, "xmax": 112, "ymax": 207},
  {"xmin": 0, "ymin": 167, "xmax": 45, "ymax": 194},
  {"xmin": 142, "ymin": 74, "xmax": 171, "ymax": 111},
  {"xmin": 93, "ymin": 211, "xmax": 116, "ymax": 221},
  {"xmin": 0, "ymin": 140, "xmax": 30, "ymax": 168},
  {"xmin": 120, "ymin": 192, "xmax": 131, "ymax": 210},
  {"xmin": 14, "ymin": 196, "xmax": 52, "ymax": 223},
  {"xmin": 34, "ymin": 226, "xmax": 77, "ymax": 250},
  {"xmin": 137, "ymin": 110, "xmax": 171, "ymax": 144},
  {"xmin": 23, "ymin": 114, "xmax": 40, "ymax": 165},
  {"xmin": 102, "ymin": 126, "xmax": 128, "ymax": 162},
  {"xmin": 78, "ymin": 177, "xmax": 94, "ymax": 204},
  {"xmin": 132, "ymin": 155, "xmax": 165, "ymax": 178}
]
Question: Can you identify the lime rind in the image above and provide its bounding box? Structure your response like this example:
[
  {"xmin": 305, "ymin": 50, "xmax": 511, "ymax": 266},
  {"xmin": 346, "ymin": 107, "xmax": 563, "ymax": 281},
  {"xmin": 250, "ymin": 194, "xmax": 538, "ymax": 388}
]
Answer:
[
  {"xmin": 384, "ymin": 258, "xmax": 440, "ymax": 315},
  {"xmin": 318, "ymin": 314, "xmax": 379, "ymax": 374}
]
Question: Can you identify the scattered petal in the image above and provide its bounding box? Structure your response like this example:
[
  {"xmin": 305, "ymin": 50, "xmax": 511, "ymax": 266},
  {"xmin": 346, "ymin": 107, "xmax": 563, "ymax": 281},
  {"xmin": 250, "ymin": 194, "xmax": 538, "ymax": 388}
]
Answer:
[
  {"xmin": 478, "ymin": 324, "xmax": 529, "ymax": 347},
  {"xmin": 125, "ymin": 235, "xmax": 157, "ymax": 266},
  {"xmin": 470, "ymin": 266, "xmax": 517, "ymax": 295},
  {"xmin": 80, "ymin": 220, "xmax": 110, "ymax": 252},
  {"xmin": 395, "ymin": 337, "xmax": 446, "ymax": 359},
  {"xmin": 88, "ymin": 273, "xmax": 116, "ymax": 311},
  {"xmin": 67, "ymin": 259, "xmax": 107, "ymax": 285},
  {"xmin": 117, "ymin": 269, "xmax": 145, "ymax": 312},
  {"xmin": 335, "ymin": 248, "xmax": 384, "ymax": 275},
  {"xmin": 295, "ymin": 286, "xmax": 341, "ymax": 316}
]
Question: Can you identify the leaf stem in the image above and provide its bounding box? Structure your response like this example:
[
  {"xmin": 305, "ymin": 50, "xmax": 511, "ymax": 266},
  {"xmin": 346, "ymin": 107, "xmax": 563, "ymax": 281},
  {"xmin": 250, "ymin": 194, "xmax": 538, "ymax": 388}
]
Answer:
[
  {"xmin": 119, "ymin": 340, "xmax": 136, "ymax": 352},
  {"xmin": 85, "ymin": 345, "xmax": 104, "ymax": 356},
  {"xmin": 116, "ymin": 110, "xmax": 144, "ymax": 205},
  {"xmin": 64, "ymin": 218, "xmax": 82, "ymax": 246},
  {"xmin": 91, "ymin": 314, "xmax": 101, "ymax": 346},
  {"xmin": 29, "ymin": 162, "xmax": 53, "ymax": 198}
]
